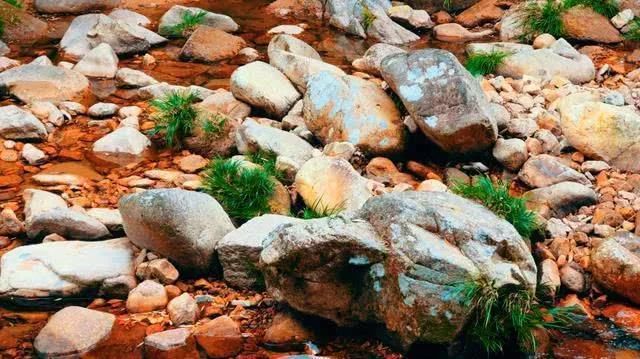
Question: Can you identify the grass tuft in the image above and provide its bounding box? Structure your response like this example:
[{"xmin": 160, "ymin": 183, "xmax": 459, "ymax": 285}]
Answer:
[
  {"xmin": 3, "ymin": 0, "xmax": 22, "ymax": 8},
  {"xmin": 167, "ymin": 10, "xmax": 206, "ymax": 37},
  {"xmin": 246, "ymin": 150, "xmax": 285, "ymax": 182},
  {"xmin": 465, "ymin": 51, "xmax": 509, "ymax": 76},
  {"xmin": 452, "ymin": 176, "xmax": 539, "ymax": 239},
  {"xmin": 564, "ymin": 0, "xmax": 618, "ymax": 17},
  {"xmin": 520, "ymin": 0, "xmax": 566, "ymax": 40},
  {"xmin": 455, "ymin": 277, "xmax": 581, "ymax": 354},
  {"xmin": 201, "ymin": 159, "xmax": 275, "ymax": 221},
  {"xmin": 360, "ymin": 2, "xmax": 376, "ymax": 31},
  {"xmin": 624, "ymin": 19, "xmax": 640, "ymax": 41},
  {"xmin": 201, "ymin": 113, "xmax": 227, "ymax": 136},
  {"xmin": 301, "ymin": 197, "xmax": 344, "ymax": 219},
  {"xmin": 149, "ymin": 91, "xmax": 200, "ymax": 148}
]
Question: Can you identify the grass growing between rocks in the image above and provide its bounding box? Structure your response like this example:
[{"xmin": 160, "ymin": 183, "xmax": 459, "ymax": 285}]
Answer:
[
  {"xmin": 564, "ymin": 0, "xmax": 618, "ymax": 17},
  {"xmin": 456, "ymin": 277, "xmax": 581, "ymax": 354},
  {"xmin": 167, "ymin": 10, "xmax": 206, "ymax": 37},
  {"xmin": 360, "ymin": 3, "xmax": 376, "ymax": 31},
  {"xmin": 520, "ymin": 0, "xmax": 566, "ymax": 39},
  {"xmin": 452, "ymin": 176, "xmax": 539, "ymax": 239},
  {"xmin": 465, "ymin": 51, "xmax": 509, "ymax": 76},
  {"xmin": 624, "ymin": 19, "xmax": 640, "ymax": 41},
  {"xmin": 300, "ymin": 197, "xmax": 344, "ymax": 219},
  {"xmin": 2, "ymin": 0, "xmax": 21, "ymax": 8},
  {"xmin": 246, "ymin": 150, "xmax": 285, "ymax": 182},
  {"xmin": 202, "ymin": 158, "xmax": 275, "ymax": 221},
  {"xmin": 149, "ymin": 91, "xmax": 199, "ymax": 148}
]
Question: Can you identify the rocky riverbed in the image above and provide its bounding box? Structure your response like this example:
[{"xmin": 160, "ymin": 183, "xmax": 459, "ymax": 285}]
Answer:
[{"xmin": 1, "ymin": 0, "xmax": 640, "ymax": 358}]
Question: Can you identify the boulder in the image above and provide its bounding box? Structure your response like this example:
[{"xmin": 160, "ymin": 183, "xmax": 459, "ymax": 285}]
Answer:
[
  {"xmin": 267, "ymin": 35, "xmax": 345, "ymax": 92},
  {"xmin": 303, "ymin": 71, "xmax": 406, "ymax": 156},
  {"xmin": 34, "ymin": 0, "xmax": 120, "ymax": 14},
  {"xmin": 235, "ymin": 119, "xmax": 316, "ymax": 168},
  {"xmin": 388, "ymin": 5, "xmax": 434, "ymax": 29},
  {"xmin": 0, "ymin": 105, "xmax": 47, "ymax": 140},
  {"xmin": 433, "ymin": 23, "xmax": 493, "ymax": 42},
  {"xmin": 591, "ymin": 233, "xmax": 640, "ymax": 305},
  {"xmin": 25, "ymin": 207, "xmax": 111, "ymax": 240},
  {"xmin": 180, "ymin": 26, "xmax": 246, "ymax": 63},
  {"xmin": 525, "ymin": 182, "xmax": 597, "ymax": 218},
  {"xmin": 0, "ymin": 2, "xmax": 49, "ymax": 44},
  {"xmin": 518, "ymin": 154, "xmax": 589, "ymax": 188},
  {"xmin": 23, "ymin": 189, "xmax": 67, "ymax": 220},
  {"xmin": 93, "ymin": 127, "xmax": 151, "ymax": 155},
  {"xmin": 216, "ymin": 214, "xmax": 303, "ymax": 288},
  {"xmin": 34, "ymin": 307, "xmax": 115, "ymax": 358},
  {"xmin": 0, "ymin": 238, "xmax": 136, "ymax": 301},
  {"xmin": 126, "ymin": 279, "xmax": 168, "ymax": 313},
  {"xmin": 0, "ymin": 64, "xmax": 89, "ymax": 103},
  {"xmin": 73, "ymin": 43, "xmax": 119, "ymax": 78},
  {"xmin": 87, "ymin": 17, "xmax": 151, "ymax": 56},
  {"xmin": 352, "ymin": 43, "xmax": 406, "ymax": 76},
  {"xmin": 61, "ymin": 14, "xmax": 107, "ymax": 61},
  {"xmin": 158, "ymin": 6, "xmax": 239, "ymax": 35},
  {"xmin": 295, "ymin": 156, "xmax": 375, "ymax": 213},
  {"xmin": 557, "ymin": 92, "xmax": 640, "ymax": 173},
  {"xmin": 119, "ymin": 189, "xmax": 235, "ymax": 273},
  {"xmin": 381, "ymin": 49, "xmax": 497, "ymax": 154},
  {"xmin": 261, "ymin": 191, "xmax": 536, "ymax": 349},
  {"xmin": 467, "ymin": 39, "xmax": 595, "ymax": 84},
  {"xmin": 193, "ymin": 315, "xmax": 243, "ymax": 358},
  {"xmin": 230, "ymin": 61, "xmax": 300, "ymax": 118},
  {"xmin": 562, "ymin": 6, "xmax": 622, "ymax": 43},
  {"xmin": 144, "ymin": 328, "xmax": 198, "ymax": 358}
]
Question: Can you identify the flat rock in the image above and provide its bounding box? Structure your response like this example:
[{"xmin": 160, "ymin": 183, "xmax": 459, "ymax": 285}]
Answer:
[
  {"xmin": 303, "ymin": 71, "xmax": 406, "ymax": 156},
  {"xmin": 180, "ymin": 26, "xmax": 246, "ymax": 63},
  {"xmin": 119, "ymin": 189, "xmax": 235, "ymax": 273},
  {"xmin": 193, "ymin": 316, "xmax": 243, "ymax": 358},
  {"xmin": 115, "ymin": 68, "xmax": 158, "ymax": 88},
  {"xmin": 518, "ymin": 154, "xmax": 589, "ymax": 188},
  {"xmin": 0, "ymin": 64, "xmax": 89, "ymax": 103},
  {"xmin": 0, "ymin": 105, "xmax": 47, "ymax": 140},
  {"xmin": 34, "ymin": 307, "xmax": 115, "ymax": 358},
  {"xmin": 0, "ymin": 238, "xmax": 136, "ymax": 300},
  {"xmin": 158, "ymin": 5, "xmax": 239, "ymax": 35},
  {"xmin": 34, "ymin": 0, "xmax": 120, "ymax": 14},
  {"xmin": 25, "ymin": 207, "xmax": 111, "ymax": 240},
  {"xmin": 433, "ymin": 23, "xmax": 493, "ymax": 42},
  {"xmin": 525, "ymin": 181, "xmax": 597, "ymax": 218}
]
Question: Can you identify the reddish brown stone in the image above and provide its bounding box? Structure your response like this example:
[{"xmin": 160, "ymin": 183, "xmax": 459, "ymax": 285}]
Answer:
[{"xmin": 193, "ymin": 316, "xmax": 243, "ymax": 358}]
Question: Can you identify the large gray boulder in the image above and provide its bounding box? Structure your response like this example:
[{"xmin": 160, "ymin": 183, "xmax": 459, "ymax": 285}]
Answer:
[
  {"xmin": 34, "ymin": 0, "xmax": 120, "ymax": 14},
  {"xmin": 0, "ymin": 238, "xmax": 136, "ymax": 301},
  {"xmin": 158, "ymin": 5, "xmax": 239, "ymax": 35},
  {"xmin": 303, "ymin": 71, "xmax": 406, "ymax": 156},
  {"xmin": 216, "ymin": 214, "xmax": 303, "ymax": 288},
  {"xmin": 0, "ymin": 64, "xmax": 89, "ymax": 103},
  {"xmin": 261, "ymin": 191, "xmax": 536, "ymax": 349},
  {"xmin": 0, "ymin": 105, "xmax": 47, "ymax": 140},
  {"xmin": 34, "ymin": 307, "xmax": 115, "ymax": 358},
  {"xmin": 119, "ymin": 189, "xmax": 235, "ymax": 274},
  {"xmin": 381, "ymin": 49, "xmax": 497, "ymax": 154}
]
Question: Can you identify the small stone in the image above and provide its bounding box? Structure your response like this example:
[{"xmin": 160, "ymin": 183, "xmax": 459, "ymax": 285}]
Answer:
[
  {"xmin": 118, "ymin": 106, "xmax": 142, "ymax": 118},
  {"xmin": 194, "ymin": 316, "xmax": 243, "ymax": 358},
  {"xmin": 88, "ymin": 103, "xmax": 119, "ymax": 118},
  {"xmin": 322, "ymin": 142, "xmax": 356, "ymax": 160},
  {"xmin": 533, "ymin": 33, "xmax": 555, "ymax": 49},
  {"xmin": 539, "ymin": 259, "xmax": 561, "ymax": 296},
  {"xmin": 492, "ymin": 138, "xmax": 527, "ymax": 171},
  {"xmin": 0, "ymin": 149, "xmax": 18, "ymax": 162},
  {"xmin": 560, "ymin": 264, "xmax": 586, "ymax": 293},
  {"xmin": 136, "ymin": 259, "xmax": 180, "ymax": 284},
  {"xmin": 611, "ymin": 9, "xmax": 634, "ymax": 29},
  {"xmin": 0, "ymin": 208, "xmax": 24, "ymax": 236},
  {"xmin": 59, "ymin": 102, "xmax": 86, "ymax": 115},
  {"xmin": 144, "ymin": 328, "xmax": 198, "ymax": 357},
  {"xmin": 126, "ymin": 280, "xmax": 169, "ymax": 313},
  {"xmin": 73, "ymin": 43, "xmax": 118, "ymax": 78},
  {"xmin": 177, "ymin": 154, "xmax": 208, "ymax": 173},
  {"xmin": 21, "ymin": 143, "xmax": 47, "ymax": 165},
  {"xmin": 116, "ymin": 68, "xmax": 158, "ymax": 88},
  {"xmin": 167, "ymin": 293, "xmax": 198, "ymax": 325},
  {"xmin": 417, "ymin": 179, "xmax": 448, "ymax": 192},
  {"xmin": 264, "ymin": 312, "xmax": 316, "ymax": 345}
]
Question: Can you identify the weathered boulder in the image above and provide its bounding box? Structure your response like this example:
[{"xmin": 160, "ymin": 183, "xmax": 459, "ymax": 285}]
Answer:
[
  {"xmin": 158, "ymin": 5, "xmax": 239, "ymax": 35},
  {"xmin": 381, "ymin": 49, "xmax": 497, "ymax": 154},
  {"xmin": 525, "ymin": 182, "xmax": 597, "ymax": 218},
  {"xmin": 235, "ymin": 118, "xmax": 316, "ymax": 168},
  {"xmin": 0, "ymin": 105, "xmax": 47, "ymax": 140},
  {"xmin": 468, "ymin": 40, "xmax": 595, "ymax": 84},
  {"xmin": 216, "ymin": 214, "xmax": 303, "ymax": 288},
  {"xmin": 267, "ymin": 35, "xmax": 345, "ymax": 92},
  {"xmin": 93, "ymin": 127, "xmax": 151, "ymax": 156},
  {"xmin": 34, "ymin": 0, "xmax": 120, "ymax": 14},
  {"xmin": 303, "ymin": 71, "xmax": 406, "ymax": 156},
  {"xmin": 119, "ymin": 189, "xmax": 235, "ymax": 273},
  {"xmin": 295, "ymin": 156, "xmax": 375, "ymax": 213},
  {"xmin": 193, "ymin": 315, "xmax": 243, "ymax": 358},
  {"xmin": 352, "ymin": 43, "xmax": 406, "ymax": 76},
  {"xmin": 261, "ymin": 191, "xmax": 536, "ymax": 349},
  {"xmin": 562, "ymin": 6, "xmax": 622, "ymax": 43},
  {"xmin": 388, "ymin": 5, "xmax": 434, "ymax": 29},
  {"xmin": 557, "ymin": 92, "xmax": 640, "ymax": 173},
  {"xmin": 591, "ymin": 233, "xmax": 640, "ymax": 305},
  {"xmin": 60, "ymin": 14, "xmax": 107, "ymax": 60},
  {"xmin": 87, "ymin": 17, "xmax": 151, "ymax": 56},
  {"xmin": 34, "ymin": 307, "xmax": 115, "ymax": 358},
  {"xmin": 26, "ymin": 207, "xmax": 111, "ymax": 240},
  {"xmin": 0, "ymin": 238, "xmax": 136, "ymax": 301},
  {"xmin": 0, "ymin": 64, "xmax": 89, "ymax": 103},
  {"xmin": 518, "ymin": 154, "xmax": 589, "ymax": 188},
  {"xmin": 73, "ymin": 43, "xmax": 119, "ymax": 78},
  {"xmin": 0, "ymin": 2, "xmax": 49, "ymax": 44},
  {"xmin": 456, "ymin": 0, "xmax": 504, "ymax": 27},
  {"xmin": 230, "ymin": 61, "xmax": 300, "ymax": 118},
  {"xmin": 180, "ymin": 26, "xmax": 246, "ymax": 63}
]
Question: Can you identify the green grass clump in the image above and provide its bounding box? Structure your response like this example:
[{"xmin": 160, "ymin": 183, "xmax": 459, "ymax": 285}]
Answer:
[
  {"xmin": 520, "ymin": 0, "xmax": 566, "ymax": 39},
  {"xmin": 300, "ymin": 197, "xmax": 344, "ymax": 219},
  {"xmin": 202, "ymin": 114, "xmax": 226, "ymax": 136},
  {"xmin": 3, "ymin": 0, "xmax": 22, "ymax": 8},
  {"xmin": 202, "ymin": 159, "xmax": 275, "ymax": 221},
  {"xmin": 246, "ymin": 150, "xmax": 286, "ymax": 182},
  {"xmin": 465, "ymin": 51, "xmax": 509, "ymax": 76},
  {"xmin": 167, "ymin": 10, "xmax": 206, "ymax": 37},
  {"xmin": 624, "ymin": 19, "xmax": 640, "ymax": 41},
  {"xmin": 149, "ymin": 91, "xmax": 200, "ymax": 148},
  {"xmin": 452, "ymin": 176, "xmax": 539, "ymax": 239},
  {"xmin": 456, "ymin": 277, "xmax": 580, "ymax": 354},
  {"xmin": 360, "ymin": 3, "xmax": 376, "ymax": 31},
  {"xmin": 564, "ymin": 0, "xmax": 618, "ymax": 17}
]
